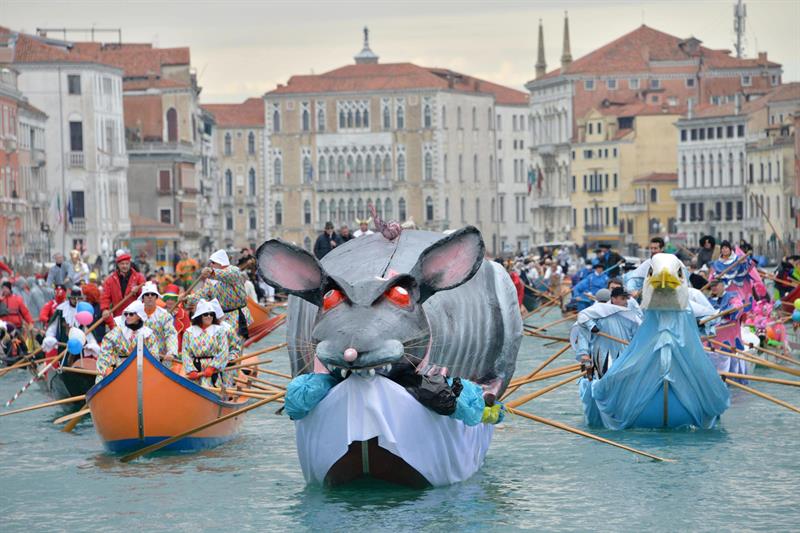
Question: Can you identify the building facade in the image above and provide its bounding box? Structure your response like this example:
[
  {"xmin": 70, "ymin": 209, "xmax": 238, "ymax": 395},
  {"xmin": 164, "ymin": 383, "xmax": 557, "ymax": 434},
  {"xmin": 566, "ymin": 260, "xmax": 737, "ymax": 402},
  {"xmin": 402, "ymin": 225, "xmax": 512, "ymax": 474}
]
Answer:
[
  {"xmin": 263, "ymin": 33, "xmax": 526, "ymax": 255},
  {"xmin": 0, "ymin": 65, "xmax": 24, "ymax": 261},
  {"xmin": 18, "ymin": 98, "xmax": 49, "ymax": 263},
  {"xmin": 495, "ymin": 103, "xmax": 533, "ymax": 254},
  {"xmin": 203, "ymin": 98, "xmax": 265, "ymax": 250},
  {"xmin": 7, "ymin": 29, "xmax": 131, "ymax": 264},
  {"xmin": 527, "ymin": 18, "xmax": 782, "ymax": 248}
]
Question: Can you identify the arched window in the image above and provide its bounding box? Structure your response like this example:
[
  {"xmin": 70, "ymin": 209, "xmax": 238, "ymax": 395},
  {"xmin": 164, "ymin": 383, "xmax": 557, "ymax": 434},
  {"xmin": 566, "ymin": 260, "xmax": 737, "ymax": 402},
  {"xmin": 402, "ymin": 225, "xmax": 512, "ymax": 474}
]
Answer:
[
  {"xmin": 338, "ymin": 199, "xmax": 346, "ymax": 222},
  {"xmin": 346, "ymin": 155, "xmax": 354, "ymax": 179},
  {"xmin": 491, "ymin": 198, "xmax": 496, "ymax": 221},
  {"xmin": 303, "ymin": 156, "xmax": 313, "ymax": 183},
  {"xmin": 384, "ymin": 198, "xmax": 393, "ymax": 220},
  {"xmin": 347, "ymin": 110, "xmax": 353, "ymax": 128},
  {"xmin": 248, "ymin": 132, "xmax": 255, "ymax": 155},
  {"xmin": 339, "ymin": 110, "xmax": 346, "ymax": 129},
  {"xmin": 304, "ymin": 200, "xmax": 312, "ymax": 225},
  {"xmin": 225, "ymin": 210, "xmax": 233, "ymax": 231},
  {"xmin": 225, "ymin": 169, "xmax": 233, "ymax": 196},
  {"xmin": 347, "ymin": 199, "xmax": 355, "ymax": 221},
  {"xmin": 248, "ymin": 168, "xmax": 256, "ymax": 196},
  {"xmin": 473, "ymin": 154, "xmax": 478, "ymax": 181},
  {"xmin": 475, "ymin": 198, "xmax": 481, "ymax": 221},
  {"xmin": 166, "ymin": 108, "xmax": 178, "ymax": 142},
  {"xmin": 355, "ymin": 109, "xmax": 362, "ymax": 128},
  {"xmin": 680, "ymin": 156, "xmax": 687, "ymax": 186},
  {"xmin": 399, "ymin": 197, "xmax": 407, "ymax": 221},
  {"xmin": 337, "ymin": 156, "xmax": 345, "ymax": 180},
  {"xmin": 275, "ymin": 202, "xmax": 283, "ymax": 226},
  {"xmin": 357, "ymin": 198, "xmax": 365, "ymax": 219},
  {"xmin": 224, "ymin": 132, "xmax": 232, "ymax": 155},
  {"xmin": 302, "ymin": 109, "xmax": 310, "ymax": 132},
  {"xmin": 318, "ymin": 157, "xmax": 327, "ymax": 181},
  {"xmin": 328, "ymin": 155, "xmax": 335, "ymax": 180},
  {"xmin": 249, "ymin": 209, "xmax": 257, "ymax": 230},
  {"xmin": 396, "ymin": 106, "xmax": 405, "ymax": 129},
  {"xmin": 397, "ymin": 153, "xmax": 406, "ymax": 181},
  {"xmin": 424, "ymin": 105, "xmax": 432, "ymax": 128},
  {"xmin": 489, "ymin": 155, "xmax": 494, "ymax": 180},
  {"xmin": 273, "ymin": 158, "xmax": 282, "ymax": 185},
  {"xmin": 728, "ymin": 153, "xmax": 734, "ymax": 183},
  {"xmin": 366, "ymin": 198, "xmax": 374, "ymax": 218},
  {"xmin": 319, "ymin": 199, "xmax": 328, "ymax": 223},
  {"xmin": 425, "ymin": 196, "xmax": 434, "ymax": 222},
  {"xmin": 317, "ymin": 107, "xmax": 326, "ymax": 132},
  {"xmin": 424, "ymin": 152, "xmax": 432, "ymax": 181},
  {"xmin": 374, "ymin": 155, "xmax": 381, "ymax": 179},
  {"xmin": 383, "ymin": 154, "xmax": 392, "ymax": 177},
  {"xmin": 458, "ymin": 154, "xmax": 463, "ymax": 181},
  {"xmin": 356, "ymin": 155, "xmax": 364, "ymax": 179},
  {"xmin": 488, "ymin": 108, "xmax": 493, "ymax": 129},
  {"xmin": 363, "ymin": 108, "xmax": 369, "ymax": 127},
  {"xmin": 471, "ymin": 106, "xmax": 477, "ymax": 129},
  {"xmin": 442, "ymin": 106, "xmax": 447, "ymax": 127},
  {"xmin": 273, "ymin": 109, "xmax": 280, "ymax": 133},
  {"xmin": 445, "ymin": 198, "xmax": 450, "ymax": 221},
  {"xmin": 650, "ymin": 187, "xmax": 657, "ymax": 203},
  {"xmin": 700, "ymin": 154, "xmax": 705, "ymax": 186},
  {"xmin": 383, "ymin": 106, "xmax": 391, "ymax": 129},
  {"xmin": 375, "ymin": 197, "xmax": 383, "ymax": 219},
  {"xmin": 365, "ymin": 155, "xmax": 372, "ymax": 177}
]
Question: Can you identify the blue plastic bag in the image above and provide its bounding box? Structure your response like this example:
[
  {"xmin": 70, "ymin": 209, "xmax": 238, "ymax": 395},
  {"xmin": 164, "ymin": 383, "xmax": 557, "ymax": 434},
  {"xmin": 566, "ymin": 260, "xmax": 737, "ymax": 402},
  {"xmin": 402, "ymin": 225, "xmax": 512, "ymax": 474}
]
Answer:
[
  {"xmin": 448, "ymin": 378, "xmax": 485, "ymax": 426},
  {"xmin": 285, "ymin": 373, "xmax": 338, "ymax": 420}
]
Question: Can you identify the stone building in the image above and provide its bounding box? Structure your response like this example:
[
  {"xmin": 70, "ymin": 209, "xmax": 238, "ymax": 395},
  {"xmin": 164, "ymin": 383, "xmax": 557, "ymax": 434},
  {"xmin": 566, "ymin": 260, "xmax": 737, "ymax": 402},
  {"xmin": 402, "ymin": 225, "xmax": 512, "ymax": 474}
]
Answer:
[
  {"xmin": 5, "ymin": 28, "xmax": 131, "ymax": 264},
  {"xmin": 203, "ymin": 97, "xmax": 265, "ymax": 250},
  {"xmin": 17, "ymin": 97, "xmax": 49, "ymax": 263},
  {"xmin": 0, "ymin": 65, "xmax": 28, "ymax": 261},
  {"xmin": 527, "ymin": 17, "xmax": 783, "ymax": 248},
  {"xmin": 495, "ymin": 103, "xmax": 533, "ymax": 254},
  {"xmin": 263, "ymin": 30, "xmax": 527, "ymax": 255}
]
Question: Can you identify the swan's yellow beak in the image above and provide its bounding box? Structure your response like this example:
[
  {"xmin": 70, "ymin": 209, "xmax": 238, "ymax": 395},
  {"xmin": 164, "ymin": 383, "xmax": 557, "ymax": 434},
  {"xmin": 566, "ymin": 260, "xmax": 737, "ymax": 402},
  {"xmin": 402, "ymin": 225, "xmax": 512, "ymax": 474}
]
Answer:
[{"xmin": 648, "ymin": 269, "xmax": 681, "ymax": 290}]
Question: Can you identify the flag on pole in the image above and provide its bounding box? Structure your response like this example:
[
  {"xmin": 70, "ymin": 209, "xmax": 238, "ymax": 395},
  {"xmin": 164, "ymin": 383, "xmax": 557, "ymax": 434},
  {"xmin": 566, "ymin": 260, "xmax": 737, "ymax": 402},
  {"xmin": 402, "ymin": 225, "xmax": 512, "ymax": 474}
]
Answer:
[
  {"xmin": 537, "ymin": 166, "xmax": 544, "ymax": 193},
  {"xmin": 48, "ymin": 194, "xmax": 62, "ymax": 227},
  {"xmin": 527, "ymin": 166, "xmax": 535, "ymax": 195},
  {"xmin": 66, "ymin": 195, "xmax": 73, "ymax": 227}
]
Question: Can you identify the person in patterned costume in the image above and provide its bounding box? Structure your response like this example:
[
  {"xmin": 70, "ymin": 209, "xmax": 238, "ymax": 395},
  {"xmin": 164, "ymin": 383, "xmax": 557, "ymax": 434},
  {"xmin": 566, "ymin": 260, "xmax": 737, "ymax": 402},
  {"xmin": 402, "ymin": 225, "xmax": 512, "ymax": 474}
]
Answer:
[
  {"xmin": 186, "ymin": 249, "xmax": 252, "ymax": 343},
  {"xmin": 138, "ymin": 281, "xmax": 178, "ymax": 364},
  {"xmin": 182, "ymin": 299, "xmax": 229, "ymax": 388},
  {"xmin": 209, "ymin": 299, "xmax": 241, "ymax": 388},
  {"xmin": 162, "ymin": 283, "xmax": 191, "ymax": 352},
  {"xmin": 96, "ymin": 301, "xmax": 159, "ymax": 382}
]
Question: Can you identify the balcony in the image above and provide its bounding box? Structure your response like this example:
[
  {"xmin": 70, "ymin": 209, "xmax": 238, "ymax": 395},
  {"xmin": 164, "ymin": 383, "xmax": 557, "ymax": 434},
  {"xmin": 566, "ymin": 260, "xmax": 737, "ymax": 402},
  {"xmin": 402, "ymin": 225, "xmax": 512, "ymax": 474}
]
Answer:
[
  {"xmin": 68, "ymin": 151, "xmax": 84, "ymax": 168},
  {"xmin": 244, "ymin": 196, "xmax": 258, "ymax": 207},
  {"xmin": 2, "ymin": 137, "xmax": 17, "ymax": 152},
  {"xmin": 316, "ymin": 179, "xmax": 393, "ymax": 192},
  {"xmin": 671, "ymin": 185, "xmax": 744, "ymax": 200},
  {"xmin": 220, "ymin": 196, "xmax": 234, "ymax": 207},
  {"xmin": 619, "ymin": 202, "xmax": 646, "ymax": 213},
  {"xmin": 33, "ymin": 148, "xmax": 46, "ymax": 166},
  {"xmin": 583, "ymin": 224, "xmax": 608, "ymax": 235},
  {"xmin": 71, "ymin": 218, "xmax": 87, "ymax": 234}
]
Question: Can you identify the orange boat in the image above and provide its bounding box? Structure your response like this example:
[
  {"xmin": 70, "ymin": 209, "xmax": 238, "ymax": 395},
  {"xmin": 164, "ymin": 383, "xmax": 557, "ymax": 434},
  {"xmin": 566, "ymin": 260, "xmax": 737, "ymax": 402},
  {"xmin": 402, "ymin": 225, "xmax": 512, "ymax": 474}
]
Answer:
[
  {"xmin": 86, "ymin": 347, "xmax": 248, "ymax": 453},
  {"xmin": 246, "ymin": 297, "xmax": 286, "ymax": 347}
]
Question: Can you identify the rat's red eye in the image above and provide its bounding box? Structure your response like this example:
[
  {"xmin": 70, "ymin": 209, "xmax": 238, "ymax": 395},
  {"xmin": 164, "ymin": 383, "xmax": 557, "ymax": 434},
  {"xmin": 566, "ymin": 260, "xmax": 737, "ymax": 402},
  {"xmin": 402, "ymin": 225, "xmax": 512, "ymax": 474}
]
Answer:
[
  {"xmin": 323, "ymin": 289, "xmax": 346, "ymax": 311},
  {"xmin": 385, "ymin": 286, "xmax": 411, "ymax": 308}
]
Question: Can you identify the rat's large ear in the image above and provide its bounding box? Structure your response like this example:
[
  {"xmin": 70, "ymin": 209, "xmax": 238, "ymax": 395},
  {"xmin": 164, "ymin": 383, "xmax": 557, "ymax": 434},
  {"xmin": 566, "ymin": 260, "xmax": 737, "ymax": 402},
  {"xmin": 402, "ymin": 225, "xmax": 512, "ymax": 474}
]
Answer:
[
  {"xmin": 256, "ymin": 239, "xmax": 326, "ymax": 306},
  {"xmin": 410, "ymin": 226, "xmax": 485, "ymax": 304}
]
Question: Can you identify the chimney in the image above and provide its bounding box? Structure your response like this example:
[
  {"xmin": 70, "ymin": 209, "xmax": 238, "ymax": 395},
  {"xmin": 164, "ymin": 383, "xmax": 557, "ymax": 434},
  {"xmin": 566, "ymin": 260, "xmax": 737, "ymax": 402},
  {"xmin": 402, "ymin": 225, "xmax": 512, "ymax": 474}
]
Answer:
[
  {"xmin": 560, "ymin": 11, "xmax": 572, "ymax": 70},
  {"xmin": 535, "ymin": 19, "xmax": 547, "ymax": 79},
  {"xmin": 735, "ymin": 93, "xmax": 741, "ymax": 115},
  {"xmin": 757, "ymin": 52, "xmax": 767, "ymax": 66}
]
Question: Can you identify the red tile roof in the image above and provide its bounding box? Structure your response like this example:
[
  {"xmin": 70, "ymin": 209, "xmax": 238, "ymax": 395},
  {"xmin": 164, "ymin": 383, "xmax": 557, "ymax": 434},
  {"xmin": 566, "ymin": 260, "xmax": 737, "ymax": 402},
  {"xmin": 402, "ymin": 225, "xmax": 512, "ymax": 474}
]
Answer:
[
  {"xmin": 268, "ymin": 62, "xmax": 527, "ymax": 105},
  {"xmin": 597, "ymin": 101, "xmax": 684, "ymax": 117},
  {"xmin": 8, "ymin": 29, "xmax": 118, "ymax": 68},
  {"xmin": 71, "ymin": 42, "xmax": 190, "ymax": 78},
  {"xmin": 691, "ymin": 83, "xmax": 800, "ymax": 119},
  {"xmin": 202, "ymin": 98, "xmax": 265, "ymax": 127},
  {"xmin": 534, "ymin": 25, "xmax": 780, "ymax": 81},
  {"xmin": 632, "ymin": 172, "xmax": 677, "ymax": 183}
]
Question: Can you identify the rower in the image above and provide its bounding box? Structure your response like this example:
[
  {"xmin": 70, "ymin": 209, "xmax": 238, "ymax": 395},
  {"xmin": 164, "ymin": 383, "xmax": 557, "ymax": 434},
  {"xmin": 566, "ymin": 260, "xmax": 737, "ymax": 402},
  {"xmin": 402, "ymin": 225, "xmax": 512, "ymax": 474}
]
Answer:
[
  {"xmin": 182, "ymin": 299, "xmax": 229, "ymax": 388},
  {"xmin": 139, "ymin": 281, "xmax": 178, "ymax": 365},
  {"xmin": 162, "ymin": 283, "xmax": 190, "ymax": 352},
  {"xmin": 42, "ymin": 287, "xmax": 85, "ymax": 358},
  {"xmin": 0, "ymin": 280, "xmax": 33, "ymax": 335},
  {"xmin": 571, "ymin": 287, "xmax": 641, "ymax": 379},
  {"xmin": 186, "ymin": 249, "xmax": 252, "ymax": 345},
  {"xmin": 96, "ymin": 301, "xmax": 159, "ymax": 382},
  {"xmin": 623, "ymin": 237, "xmax": 665, "ymax": 298},
  {"xmin": 571, "ymin": 263, "xmax": 608, "ymax": 311}
]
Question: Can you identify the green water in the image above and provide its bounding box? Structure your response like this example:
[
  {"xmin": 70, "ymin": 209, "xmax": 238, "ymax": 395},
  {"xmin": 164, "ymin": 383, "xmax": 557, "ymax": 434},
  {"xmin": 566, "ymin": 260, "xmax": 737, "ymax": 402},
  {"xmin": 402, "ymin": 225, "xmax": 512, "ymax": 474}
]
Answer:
[{"xmin": 0, "ymin": 314, "xmax": 798, "ymax": 532}]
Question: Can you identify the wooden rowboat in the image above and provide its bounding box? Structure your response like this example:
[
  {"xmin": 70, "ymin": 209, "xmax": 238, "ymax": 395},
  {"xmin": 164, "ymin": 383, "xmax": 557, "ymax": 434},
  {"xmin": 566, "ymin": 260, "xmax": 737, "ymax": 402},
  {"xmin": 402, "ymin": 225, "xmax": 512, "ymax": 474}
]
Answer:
[
  {"xmin": 32, "ymin": 356, "xmax": 98, "ymax": 403},
  {"xmin": 246, "ymin": 297, "xmax": 286, "ymax": 347},
  {"xmin": 85, "ymin": 347, "xmax": 248, "ymax": 453}
]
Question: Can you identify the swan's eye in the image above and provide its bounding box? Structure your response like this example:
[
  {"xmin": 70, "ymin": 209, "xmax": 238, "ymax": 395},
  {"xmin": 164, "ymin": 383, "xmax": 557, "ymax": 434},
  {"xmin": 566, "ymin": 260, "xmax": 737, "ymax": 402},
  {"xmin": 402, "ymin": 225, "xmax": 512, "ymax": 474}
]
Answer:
[
  {"xmin": 647, "ymin": 267, "xmax": 653, "ymax": 277},
  {"xmin": 385, "ymin": 286, "xmax": 411, "ymax": 308},
  {"xmin": 323, "ymin": 289, "xmax": 346, "ymax": 311}
]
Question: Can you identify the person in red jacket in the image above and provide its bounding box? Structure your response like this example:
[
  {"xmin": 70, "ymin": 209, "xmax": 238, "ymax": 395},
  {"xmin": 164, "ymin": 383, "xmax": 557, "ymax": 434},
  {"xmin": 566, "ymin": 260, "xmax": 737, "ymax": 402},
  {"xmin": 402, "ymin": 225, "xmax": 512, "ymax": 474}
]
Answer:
[
  {"xmin": 39, "ymin": 285, "xmax": 66, "ymax": 328},
  {"xmin": 162, "ymin": 283, "xmax": 191, "ymax": 351},
  {"xmin": 101, "ymin": 251, "xmax": 145, "ymax": 327},
  {"xmin": 0, "ymin": 281, "xmax": 33, "ymax": 330}
]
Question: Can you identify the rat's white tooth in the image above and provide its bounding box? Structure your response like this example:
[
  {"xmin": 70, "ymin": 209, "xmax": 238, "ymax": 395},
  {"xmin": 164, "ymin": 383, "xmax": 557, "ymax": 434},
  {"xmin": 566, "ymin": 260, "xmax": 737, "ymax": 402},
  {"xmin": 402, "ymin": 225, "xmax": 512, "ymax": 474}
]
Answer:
[
  {"xmin": 369, "ymin": 368, "xmax": 376, "ymax": 377},
  {"xmin": 340, "ymin": 369, "xmax": 347, "ymax": 379},
  {"xmin": 386, "ymin": 364, "xmax": 392, "ymax": 372}
]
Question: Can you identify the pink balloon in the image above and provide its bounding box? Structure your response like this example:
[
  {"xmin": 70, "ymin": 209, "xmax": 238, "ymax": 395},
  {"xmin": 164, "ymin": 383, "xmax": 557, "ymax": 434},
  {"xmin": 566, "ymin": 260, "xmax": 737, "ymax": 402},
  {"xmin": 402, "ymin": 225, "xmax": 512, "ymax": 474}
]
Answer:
[{"xmin": 75, "ymin": 311, "xmax": 94, "ymax": 326}]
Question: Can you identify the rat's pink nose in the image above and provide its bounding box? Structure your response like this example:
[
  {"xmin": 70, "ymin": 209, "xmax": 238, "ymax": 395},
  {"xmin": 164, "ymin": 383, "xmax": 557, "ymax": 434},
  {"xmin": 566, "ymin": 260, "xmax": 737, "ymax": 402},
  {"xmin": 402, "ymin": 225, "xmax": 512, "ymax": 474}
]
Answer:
[{"xmin": 343, "ymin": 348, "xmax": 358, "ymax": 362}]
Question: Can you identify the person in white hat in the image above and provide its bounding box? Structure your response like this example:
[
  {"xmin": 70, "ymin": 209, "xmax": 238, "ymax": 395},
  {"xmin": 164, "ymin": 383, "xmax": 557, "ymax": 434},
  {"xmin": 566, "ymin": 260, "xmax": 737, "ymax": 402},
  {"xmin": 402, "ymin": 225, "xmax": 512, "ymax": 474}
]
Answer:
[
  {"xmin": 182, "ymin": 298, "xmax": 230, "ymax": 388},
  {"xmin": 138, "ymin": 281, "xmax": 178, "ymax": 364},
  {"xmin": 96, "ymin": 300, "xmax": 159, "ymax": 381},
  {"xmin": 186, "ymin": 249, "xmax": 252, "ymax": 344}
]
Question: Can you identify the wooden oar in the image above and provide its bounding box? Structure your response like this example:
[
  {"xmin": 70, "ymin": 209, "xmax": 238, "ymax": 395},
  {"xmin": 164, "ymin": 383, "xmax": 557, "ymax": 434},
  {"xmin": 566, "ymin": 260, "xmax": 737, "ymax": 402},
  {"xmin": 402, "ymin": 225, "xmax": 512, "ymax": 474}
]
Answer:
[
  {"xmin": 0, "ymin": 394, "xmax": 85, "ymax": 418},
  {"xmin": 698, "ymin": 306, "xmax": 743, "ymax": 326},
  {"xmin": 744, "ymin": 343, "xmax": 800, "ymax": 367},
  {"xmin": 505, "ymin": 372, "xmax": 583, "ymax": 409},
  {"xmin": 719, "ymin": 371, "xmax": 800, "ymax": 388},
  {"xmin": 700, "ymin": 254, "xmax": 750, "ymax": 292},
  {"xmin": 525, "ymin": 313, "xmax": 576, "ymax": 334},
  {"xmin": 239, "ymin": 374, "xmax": 287, "ymax": 390},
  {"xmin": 54, "ymin": 407, "xmax": 90, "ymax": 425},
  {"xmin": 120, "ymin": 390, "xmax": 285, "ymax": 462},
  {"xmin": 0, "ymin": 346, "xmax": 46, "ymax": 377},
  {"xmin": 758, "ymin": 269, "xmax": 800, "ymax": 288},
  {"xmin": 234, "ymin": 377, "xmax": 282, "ymax": 393},
  {"xmin": 61, "ymin": 412, "xmax": 86, "ymax": 432},
  {"xmin": 596, "ymin": 331, "xmax": 630, "ymax": 345},
  {"xmin": 251, "ymin": 367, "xmax": 291, "ymax": 380},
  {"xmin": 508, "ymin": 363, "xmax": 582, "ymax": 388},
  {"xmin": 229, "ymin": 342, "xmax": 287, "ymax": 365},
  {"xmin": 524, "ymin": 331, "xmax": 570, "ymax": 343},
  {"xmin": 706, "ymin": 339, "xmax": 800, "ymax": 378},
  {"xmin": 724, "ymin": 378, "xmax": 800, "ymax": 414},
  {"xmin": 500, "ymin": 344, "xmax": 572, "ymax": 401},
  {"xmin": 58, "ymin": 366, "xmax": 100, "ymax": 376},
  {"xmin": 507, "ymin": 406, "xmax": 674, "ymax": 462},
  {"xmin": 204, "ymin": 386, "xmax": 275, "ymax": 400},
  {"xmin": 224, "ymin": 359, "xmax": 273, "ymax": 373}
]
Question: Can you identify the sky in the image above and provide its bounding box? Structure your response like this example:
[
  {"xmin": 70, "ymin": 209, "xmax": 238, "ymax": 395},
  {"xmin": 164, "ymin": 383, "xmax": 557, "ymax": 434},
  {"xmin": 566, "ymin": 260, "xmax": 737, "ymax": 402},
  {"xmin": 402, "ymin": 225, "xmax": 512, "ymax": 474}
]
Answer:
[{"xmin": 4, "ymin": 0, "xmax": 800, "ymax": 103}]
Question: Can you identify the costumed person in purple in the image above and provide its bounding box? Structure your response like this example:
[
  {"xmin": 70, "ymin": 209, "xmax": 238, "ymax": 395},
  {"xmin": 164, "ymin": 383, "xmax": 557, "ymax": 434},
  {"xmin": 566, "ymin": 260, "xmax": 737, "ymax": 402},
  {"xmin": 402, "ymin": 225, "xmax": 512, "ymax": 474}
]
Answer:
[
  {"xmin": 704, "ymin": 278, "xmax": 746, "ymax": 374},
  {"xmin": 709, "ymin": 241, "xmax": 765, "ymax": 304},
  {"xmin": 570, "ymin": 287, "xmax": 642, "ymax": 378},
  {"xmin": 571, "ymin": 263, "xmax": 609, "ymax": 311}
]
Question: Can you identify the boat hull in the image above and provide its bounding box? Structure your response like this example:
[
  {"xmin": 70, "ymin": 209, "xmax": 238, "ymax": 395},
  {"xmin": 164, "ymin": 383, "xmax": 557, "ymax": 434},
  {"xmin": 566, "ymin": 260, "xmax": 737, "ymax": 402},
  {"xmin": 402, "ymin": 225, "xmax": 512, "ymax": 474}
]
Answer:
[{"xmin": 86, "ymin": 347, "xmax": 247, "ymax": 454}]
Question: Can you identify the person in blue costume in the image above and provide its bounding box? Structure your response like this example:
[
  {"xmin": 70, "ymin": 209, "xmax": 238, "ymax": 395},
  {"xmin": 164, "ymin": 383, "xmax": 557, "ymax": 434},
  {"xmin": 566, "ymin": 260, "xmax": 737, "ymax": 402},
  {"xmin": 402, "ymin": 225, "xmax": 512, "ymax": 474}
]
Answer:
[
  {"xmin": 580, "ymin": 253, "xmax": 730, "ymax": 429},
  {"xmin": 571, "ymin": 263, "xmax": 609, "ymax": 311},
  {"xmin": 623, "ymin": 237, "xmax": 665, "ymax": 297},
  {"xmin": 571, "ymin": 287, "xmax": 642, "ymax": 378}
]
